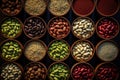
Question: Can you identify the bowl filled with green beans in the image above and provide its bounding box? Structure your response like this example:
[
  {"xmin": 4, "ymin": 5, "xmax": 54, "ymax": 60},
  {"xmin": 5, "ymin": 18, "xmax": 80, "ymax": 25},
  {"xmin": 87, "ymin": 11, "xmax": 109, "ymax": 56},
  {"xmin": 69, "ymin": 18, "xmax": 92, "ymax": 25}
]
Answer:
[
  {"xmin": 0, "ymin": 39, "xmax": 23, "ymax": 62},
  {"xmin": 48, "ymin": 39, "xmax": 70, "ymax": 61},
  {"xmin": 0, "ymin": 17, "xmax": 23, "ymax": 38},
  {"xmin": 48, "ymin": 62, "xmax": 70, "ymax": 80}
]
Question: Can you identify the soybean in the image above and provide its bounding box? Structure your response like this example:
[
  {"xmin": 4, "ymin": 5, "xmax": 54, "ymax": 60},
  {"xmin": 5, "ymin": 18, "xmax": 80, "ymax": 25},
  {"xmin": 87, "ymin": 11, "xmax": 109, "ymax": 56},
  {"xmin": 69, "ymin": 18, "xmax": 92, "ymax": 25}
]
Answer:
[
  {"xmin": 48, "ymin": 40, "xmax": 69, "ymax": 61},
  {"xmin": 48, "ymin": 62, "xmax": 70, "ymax": 80},
  {"xmin": 1, "ymin": 18, "xmax": 22, "ymax": 38},
  {"xmin": 1, "ymin": 40, "xmax": 22, "ymax": 61}
]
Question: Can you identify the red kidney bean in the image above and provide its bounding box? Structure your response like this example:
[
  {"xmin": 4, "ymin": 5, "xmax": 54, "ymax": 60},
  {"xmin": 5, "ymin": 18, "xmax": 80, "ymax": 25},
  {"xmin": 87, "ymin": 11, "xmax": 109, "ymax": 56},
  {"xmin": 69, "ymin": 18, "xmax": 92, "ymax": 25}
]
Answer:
[
  {"xmin": 49, "ymin": 17, "xmax": 70, "ymax": 39},
  {"xmin": 96, "ymin": 63, "xmax": 118, "ymax": 80},
  {"xmin": 97, "ymin": 18, "xmax": 118, "ymax": 39},
  {"xmin": 72, "ymin": 63, "xmax": 94, "ymax": 80}
]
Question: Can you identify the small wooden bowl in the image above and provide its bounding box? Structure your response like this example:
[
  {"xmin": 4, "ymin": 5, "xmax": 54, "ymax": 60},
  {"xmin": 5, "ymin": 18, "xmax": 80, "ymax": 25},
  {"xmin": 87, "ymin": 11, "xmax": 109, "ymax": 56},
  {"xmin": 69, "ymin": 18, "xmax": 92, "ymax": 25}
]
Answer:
[
  {"xmin": 23, "ymin": 16, "xmax": 47, "ymax": 39},
  {"xmin": 0, "ymin": 62, "xmax": 24, "ymax": 80},
  {"xmin": 96, "ymin": 17, "xmax": 119, "ymax": 40},
  {"xmin": 72, "ymin": 0, "xmax": 95, "ymax": 17},
  {"xmin": 71, "ymin": 62, "xmax": 94, "ymax": 80},
  {"xmin": 96, "ymin": 0, "xmax": 119, "ymax": 16},
  {"xmin": 48, "ymin": 17, "xmax": 71, "ymax": 39},
  {"xmin": 24, "ymin": 39, "xmax": 47, "ymax": 62},
  {"xmin": 48, "ymin": 39, "xmax": 70, "ymax": 62},
  {"xmin": 0, "ymin": 17, "xmax": 23, "ymax": 39},
  {"xmin": 0, "ymin": 0, "xmax": 23, "ymax": 16},
  {"xmin": 71, "ymin": 40, "xmax": 95, "ymax": 62},
  {"xmin": 24, "ymin": 62, "xmax": 47, "ymax": 80},
  {"xmin": 95, "ymin": 40, "xmax": 119, "ymax": 62},
  {"xmin": 95, "ymin": 62, "xmax": 119, "ymax": 80},
  {"xmin": 0, "ymin": 39, "xmax": 23, "ymax": 62},
  {"xmin": 48, "ymin": 62, "xmax": 70, "ymax": 80},
  {"xmin": 71, "ymin": 17, "xmax": 95, "ymax": 40},
  {"xmin": 24, "ymin": 0, "xmax": 47, "ymax": 16},
  {"xmin": 48, "ymin": 0, "xmax": 71, "ymax": 16}
]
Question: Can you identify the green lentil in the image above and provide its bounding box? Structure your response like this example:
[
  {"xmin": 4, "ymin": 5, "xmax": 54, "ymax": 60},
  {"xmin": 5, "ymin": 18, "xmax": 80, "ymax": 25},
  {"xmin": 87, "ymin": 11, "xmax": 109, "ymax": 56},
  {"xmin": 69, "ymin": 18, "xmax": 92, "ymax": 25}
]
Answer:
[
  {"xmin": 48, "ymin": 63, "xmax": 70, "ymax": 80},
  {"xmin": 48, "ymin": 40, "xmax": 69, "ymax": 61},
  {"xmin": 1, "ymin": 18, "xmax": 22, "ymax": 38},
  {"xmin": 1, "ymin": 40, "xmax": 22, "ymax": 61}
]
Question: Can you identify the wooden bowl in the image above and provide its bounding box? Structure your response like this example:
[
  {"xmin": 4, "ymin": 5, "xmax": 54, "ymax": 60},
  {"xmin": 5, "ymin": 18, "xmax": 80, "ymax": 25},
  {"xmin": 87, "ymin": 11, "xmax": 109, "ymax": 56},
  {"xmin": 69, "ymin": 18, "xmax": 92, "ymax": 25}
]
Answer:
[
  {"xmin": 48, "ymin": 17, "xmax": 71, "ymax": 39},
  {"xmin": 96, "ymin": 0, "xmax": 119, "ymax": 16},
  {"xmin": 24, "ymin": 0, "xmax": 47, "ymax": 16},
  {"xmin": 72, "ymin": 0, "xmax": 95, "ymax": 17},
  {"xmin": 0, "ymin": 62, "xmax": 24, "ymax": 80},
  {"xmin": 96, "ymin": 17, "xmax": 119, "ymax": 40},
  {"xmin": 71, "ymin": 40, "xmax": 95, "ymax": 62},
  {"xmin": 71, "ymin": 62, "xmax": 94, "ymax": 80},
  {"xmin": 95, "ymin": 62, "xmax": 119, "ymax": 80},
  {"xmin": 0, "ymin": 0, "xmax": 23, "ymax": 16},
  {"xmin": 95, "ymin": 40, "xmax": 119, "ymax": 62},
  {"xmin": 24, "ymin": 62, "xmax": 47, "ymax": 80},
  {"xmin": 48, "ymin": 62, "xmax": 70, "ymax": 80},
  {"xmin": 0, "ymin": 39, "xmax": 23, "ymax": 62},
  {"xmin": 71, "ymin": 17, "xmax": 95, "ymax": 40},
  {"xmin": 24, "ymin": 39, "xmax": 47, "ymax": 62},
  {"xmin": 48, "ymin": 39, "xmax": 70, "ymax": 62},
  {"xmin": 0, "ymin": 17, "xmax": 23, "ymax": 39},
  {"xmin": 23, "ymin": 16, "xmax": 47, "ymax": 39},
  {"xmin": 48, "ymin": 0, "xmax": 71, "ymax": 16}
]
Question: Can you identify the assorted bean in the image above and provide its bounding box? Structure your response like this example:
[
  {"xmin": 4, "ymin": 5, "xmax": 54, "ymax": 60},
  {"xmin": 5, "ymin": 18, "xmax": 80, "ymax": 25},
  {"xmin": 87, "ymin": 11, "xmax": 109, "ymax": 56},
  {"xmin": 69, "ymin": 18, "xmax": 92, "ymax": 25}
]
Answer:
[
  {"xmin": 1, "ymin": 40, "xmax": 22, "ymax": 61},
  {"xmin": 25, "ymin": 0, "xmax": 46, "ymax": 16},
  {"xmin": 72, "ymin": 63, "xmax": 94, "ymax": 80},
  {"xmin": 24, "ymin": 17, "xmax": 46, "ymax": 38},
  {"xmin": 48, "ymin": 40, "xmax": 69, "ymax": 61},
  {"xmin": 95, "ymin": 63, "xmax": 118, "ymax": 80},
  {"xmin": 48, "ymin": 62, "xmax": 70, "ymax": 80},
  {"xmin": 1, "ymin": 18, "xmax": 22, "ymax": 38},
  {"xmin": 49, "ymin": 17, "xmax": 70, "ymax": 39},
  {"xmin": 97, "ymin": 18, "xmax": 118, "ymax": 39},
  {"xmin": 0, "ymin": 63, "xmax": 22, "ymax": 80},
  {"xmin": 72, "ymin": 40, "xmax": 94, "ymax": 62},
  {"xmin": 1, "ymin": 0, "xmax": 22, "ymax": 16},
  {"xmin": 96, "ymin": 40, "xmax": 118, "ymax": 61},
  {"xmin": 24, "ymin": 40, "xmax": 46, "ymax": 62},
  {"xmin": 72, "ymin": 17, "xmax": 94, "ymax": 39},
  {"xmin": 48, "ymin": 0, "xmax": 70, "ymax": 16},
  {"xmin": 24, "ymin": 62, "xmax": 47, "ymax": 80}
]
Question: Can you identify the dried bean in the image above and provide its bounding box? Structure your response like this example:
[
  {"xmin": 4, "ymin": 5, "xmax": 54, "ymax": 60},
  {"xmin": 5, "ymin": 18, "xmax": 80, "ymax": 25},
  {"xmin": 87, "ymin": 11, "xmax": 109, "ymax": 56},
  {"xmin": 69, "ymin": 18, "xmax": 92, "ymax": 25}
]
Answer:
[
  {"xmin": 48, "ymin": 0, "xmax": 70, "ymax": 16},
  {"xmin": 0, "ymin": 63, "xmax": 22, "ymax": 80},
  {"xmin": 1, "ymin": 40, "xmax": 22, "ymax": 61},
  {"xmin": 97, "ymin": 17, "xmax": 118, "ymax": 39},
  {"xmin": 1, "ymin": 0, "xmax": 22, "ymax": 16},
  {"xmin": 72, "ymin": 17, "xmax": 94, "ymax": 39},
  {"xmin": 71, "ymin": 63, "xmax": 94, "ymax": 80},
  {"xmin": 49, "ymin": 17, "xmax": 70, "ymax": 39},
  {"xmin": 25, "ymin": 0, "xmax": 46, "ymax": 16},
  {"xmin": 95, "ymin": 63, "xmax": 119, "ymax": 80},
  {"xmin": 72, "ymin": 40, "xmax": 94, "ymax": 62},
  {"xmin": 24, "ymin": 17, "xmax": 46, "ymax": 38},
  {"xmin": 24, "ymin": 40, "xmax": 46, "ymax": 62},
  {"xmin": 1, "ymin": 17, "xmax": 22, "ymax": 38},
  {"xmin": 48, "ymin": 62, "xmax": 70, "ymax": 80},
  {"xmin": 24, "ymin": 62, "xmax": 47, "ymax": 80},
  {"xmin": 48, "ymin": 40, "xmax": 69, "ymax": 61}
]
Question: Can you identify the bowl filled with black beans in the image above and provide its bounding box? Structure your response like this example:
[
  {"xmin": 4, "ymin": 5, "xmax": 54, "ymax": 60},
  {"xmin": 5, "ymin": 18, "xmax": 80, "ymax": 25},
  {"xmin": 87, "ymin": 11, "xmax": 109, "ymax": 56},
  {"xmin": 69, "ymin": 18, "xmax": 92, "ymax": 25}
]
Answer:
[{"xmin": 23, "ymin": 16, "xmax": 47, "ymax": 39}]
